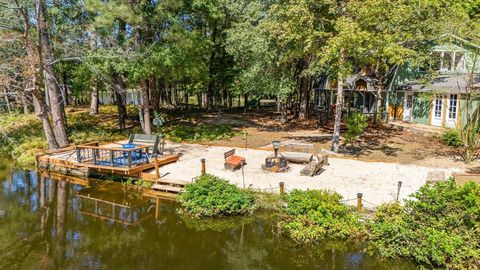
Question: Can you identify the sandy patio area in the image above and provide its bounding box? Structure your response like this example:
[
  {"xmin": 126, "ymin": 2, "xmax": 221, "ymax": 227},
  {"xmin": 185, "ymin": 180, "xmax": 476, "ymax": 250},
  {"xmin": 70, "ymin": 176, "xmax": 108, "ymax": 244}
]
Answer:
[{"xmin": 152, "ymin": 143, "xmax": 463, "ymax": 208}]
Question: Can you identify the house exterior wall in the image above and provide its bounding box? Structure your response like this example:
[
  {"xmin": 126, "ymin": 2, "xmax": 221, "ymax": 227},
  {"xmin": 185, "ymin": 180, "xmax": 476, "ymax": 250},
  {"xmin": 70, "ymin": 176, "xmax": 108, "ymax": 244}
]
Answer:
[
  {"xmin": 411, "ymin": 94, "xmax": 431, "ymax": 125},
  {"xmin": 459, "ymin": 98, "xmax": 480, "ymax": 128}
]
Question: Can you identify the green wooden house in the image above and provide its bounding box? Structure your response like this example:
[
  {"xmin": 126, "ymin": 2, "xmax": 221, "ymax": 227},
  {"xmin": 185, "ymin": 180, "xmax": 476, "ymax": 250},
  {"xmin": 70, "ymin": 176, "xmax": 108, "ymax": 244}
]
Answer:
[
  {"xmin": 314, "ymin": 34, "xmax": 480, "ymax": 128},
  {"xmin": 391, "ymin": 34, "xmax": 480, "ymax": 128}
]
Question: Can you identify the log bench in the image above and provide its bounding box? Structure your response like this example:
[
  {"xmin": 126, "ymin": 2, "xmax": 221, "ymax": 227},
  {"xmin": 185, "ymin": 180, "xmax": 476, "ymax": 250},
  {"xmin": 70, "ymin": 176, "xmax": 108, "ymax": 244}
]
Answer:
[{"xmin": 282, "ymin": 151, "xmax": 313, "ymax": 163}]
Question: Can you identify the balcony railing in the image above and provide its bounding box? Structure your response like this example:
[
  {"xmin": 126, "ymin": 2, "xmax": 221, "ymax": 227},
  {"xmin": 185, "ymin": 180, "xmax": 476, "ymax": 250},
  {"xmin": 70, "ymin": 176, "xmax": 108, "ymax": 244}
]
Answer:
[{"xmin": 75, "ymin": 143, "xmax": 151, "ymax": 168}]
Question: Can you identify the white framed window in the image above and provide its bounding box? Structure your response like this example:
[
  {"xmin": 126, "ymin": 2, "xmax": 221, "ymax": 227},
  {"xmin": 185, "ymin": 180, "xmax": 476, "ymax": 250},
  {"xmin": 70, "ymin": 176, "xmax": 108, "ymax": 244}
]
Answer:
[
  {"xmin": 448, "ymin": 94, "xmax": 458, "ymax": 119},
  {"xmin": 434, "ymin": 98, "xmax": 442, "ymax": 118}
]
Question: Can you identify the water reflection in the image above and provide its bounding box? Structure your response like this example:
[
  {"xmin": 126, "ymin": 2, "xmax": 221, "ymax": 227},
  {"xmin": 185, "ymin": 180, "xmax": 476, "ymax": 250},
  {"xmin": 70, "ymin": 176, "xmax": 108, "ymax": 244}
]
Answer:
[{"xmin": 0, "ymin": 168, "xmax": 415, "ymax": 270}]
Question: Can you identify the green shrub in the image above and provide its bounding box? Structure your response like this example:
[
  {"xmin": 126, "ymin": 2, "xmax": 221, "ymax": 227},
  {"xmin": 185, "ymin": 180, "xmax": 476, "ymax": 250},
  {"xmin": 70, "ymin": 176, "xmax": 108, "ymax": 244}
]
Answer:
[
  {"xmin": 344, "ymin": 112, "xmax": 368, "ymax": 145},
  {"xmin": 368, "ymin": 180, "xmax": 480, "ymax": 269},
  {"xmin": 441, "ymin": 129, "xmax": 463, "ymax": 147},
  {"xmin": 279, "ymin": 189, "xmax": 366, "ymax": 244},
  {"xmin": 178, "ymin": 174, "xmax": 256, "ymax": 218}
]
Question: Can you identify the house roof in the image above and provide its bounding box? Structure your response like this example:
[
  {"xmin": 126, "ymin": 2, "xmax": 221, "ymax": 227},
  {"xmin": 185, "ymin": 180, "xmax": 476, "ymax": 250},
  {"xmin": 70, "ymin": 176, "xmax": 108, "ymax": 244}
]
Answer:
[{"xmin": 398, "ymin": 74, "xmax": 480, "ymax": 93}]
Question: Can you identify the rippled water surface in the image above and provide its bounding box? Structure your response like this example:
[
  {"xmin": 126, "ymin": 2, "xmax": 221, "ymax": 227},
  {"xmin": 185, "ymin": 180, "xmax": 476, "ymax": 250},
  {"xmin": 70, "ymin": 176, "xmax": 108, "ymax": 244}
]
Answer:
[{"xmin": 0, "ymin": 163, "xmax": 415, "ymax": 269}]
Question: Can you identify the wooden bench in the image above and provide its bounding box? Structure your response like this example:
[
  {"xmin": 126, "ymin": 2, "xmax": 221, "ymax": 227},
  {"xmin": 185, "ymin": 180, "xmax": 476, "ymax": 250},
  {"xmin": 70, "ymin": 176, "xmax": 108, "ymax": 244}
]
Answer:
[
  {"xmin": 128, "ymin": 133, "xmax": 164, "ymax": 155},
  {"xmin": 224, "ymin": 149, "xmax": 246, "ymax": 171}
]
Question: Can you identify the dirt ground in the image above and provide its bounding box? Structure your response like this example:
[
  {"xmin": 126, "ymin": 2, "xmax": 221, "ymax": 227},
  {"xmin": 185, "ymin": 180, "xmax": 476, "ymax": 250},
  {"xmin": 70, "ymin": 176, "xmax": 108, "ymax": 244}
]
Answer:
[
  {"xmin": 180, "ymin": 110, "xmax": 472, "ymax": 171},
  {"xmin": 68, "ymin": 106, "xmax": 473, "ymax": 171}
]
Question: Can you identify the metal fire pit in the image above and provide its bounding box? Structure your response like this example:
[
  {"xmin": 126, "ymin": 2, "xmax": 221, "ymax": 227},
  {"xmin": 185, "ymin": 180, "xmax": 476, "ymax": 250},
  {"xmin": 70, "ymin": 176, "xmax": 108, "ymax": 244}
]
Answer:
[
  {"xmin": 262, "ymin": 140, "xmax": 289, "ymax": 172},
  {"xmin": 262, "ymin": 156, "xmax": 288, "ymax": 173}
]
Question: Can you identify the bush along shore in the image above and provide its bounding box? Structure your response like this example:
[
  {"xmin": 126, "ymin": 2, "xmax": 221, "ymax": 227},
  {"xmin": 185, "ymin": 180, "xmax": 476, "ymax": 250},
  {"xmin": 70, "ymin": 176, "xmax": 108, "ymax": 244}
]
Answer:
[{"xmin": 179, "ymin": 176, "xmax": 480, "ymax": 270}]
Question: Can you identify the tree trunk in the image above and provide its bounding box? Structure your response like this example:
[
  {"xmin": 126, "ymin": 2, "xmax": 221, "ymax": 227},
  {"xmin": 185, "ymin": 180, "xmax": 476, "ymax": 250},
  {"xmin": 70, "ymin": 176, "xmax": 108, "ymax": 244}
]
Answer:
[
  {"xmin": 37, "ymin": 0, "xmax": 69, "ymax": 147},
  {"xmin": 298, "ymin": 57, "xmax": 311, "ymax": 119},
  {"xmin": 299, "ymin": 75, "xmax": 310, "ymax": 119},
  {"xmin": 331, "ymin": 48, "xmax": 345, "ymax": 152},
  {"xmin": 184, "ymin": 91, "xmax": 189, "ymax": 108},
  {"xmin": 112, "ymin": 73, "xmax": 127, "ymax": 130},
  {"xmin": 18, "ymin": 2, "xmax": 58, "ymax": 149},
  {"xmin": 3, "ymin": 88, "xmax": 11, "ymax": 114},
  {"xmin": 375, "ymin": 76, "xmax": 383, "ymax": 124},
  {"xmin": 22, "ymin": 92, "xmax": 30, "ymax": 114},
  {"xmin": 32, "ymin": 92, "xmax": 59, "ymax": 149},
  {"xmin": 244, "ymin": 94, "xmax": 248, "ymax": 114},
  {"xmin": 141, "ymin": 80, "xmax": 152, "ymax": 134},
  {"xmin": 89, "ymin": 83, "xmax": 99, "ymax": 115},
  {"xmin": 150, "ymin": 78, "xmax": 159, "ymax": 113},
  {"xmin": 201, "ymin": 92, "xmax": 208, "ymax": 109}
]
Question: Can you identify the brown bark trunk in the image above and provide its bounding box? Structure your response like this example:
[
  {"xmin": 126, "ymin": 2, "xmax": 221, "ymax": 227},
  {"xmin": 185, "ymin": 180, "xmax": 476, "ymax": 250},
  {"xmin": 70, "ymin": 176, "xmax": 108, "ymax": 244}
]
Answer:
[
  {"xmin": 201, "ymin": 92, "xmax": 208, "ymax": 109},
  {"xmin": 89, "ymin": 83, "xmax": 99, "ymax": 115},
  {"xmin": 244, "ymin": 94, "xmax": 248, "ymax": 114},
  {"xmin": 22, "ymin": 92, "xmax": 30, "ymax": 114},
  {"xmin": 375, "ymin": 76, "xmax": 383, "ymax": 124},
  {"xmin": 3, "ymin": 88, "xmax": 11, "ymax": 114},
  {"xmin": 141, "ymin": 80, "xmax": 152, "ymax": 134},
  {"xmin": 298, "ymin": 58, "xmax": 311, "ymax": 119},
  {"xmin": 32, "ymin": 92, "xmax": 59, "ymax": 149},
  {"xmin": 112, "ymin": 73, "xmax": 127, "ymax": 130},
  {"xmin": 37, "ymin": 0, "xmax": 69, "ymax": 147},
  {"xmin": 150, "ymin": 78, "xmax": 159, "ymax": 112},
  {"xmin": 184, "ymin": 91, "xmax": 189, "ymax": 108},
  {"xmin": 17, "ymin": 0, "xmax": 59, "ymax": 149},
  {"xmin": 332, "ymin": 48, "xmax": 345, "ymax": 152}
]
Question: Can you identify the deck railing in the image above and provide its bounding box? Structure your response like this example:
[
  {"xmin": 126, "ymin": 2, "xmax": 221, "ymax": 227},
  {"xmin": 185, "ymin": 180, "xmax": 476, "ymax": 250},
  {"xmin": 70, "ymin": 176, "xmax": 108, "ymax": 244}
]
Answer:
[{"xmin": 75, "ymin": 144, "xmax": 151, "ymax": 168}]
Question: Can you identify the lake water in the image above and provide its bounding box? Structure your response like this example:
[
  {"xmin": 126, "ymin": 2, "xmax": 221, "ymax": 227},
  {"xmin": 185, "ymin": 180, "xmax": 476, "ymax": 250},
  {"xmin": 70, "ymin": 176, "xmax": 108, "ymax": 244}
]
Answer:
[{"xmin": 0, "ymin": 163, "xmax": 415, "ymax": 269}]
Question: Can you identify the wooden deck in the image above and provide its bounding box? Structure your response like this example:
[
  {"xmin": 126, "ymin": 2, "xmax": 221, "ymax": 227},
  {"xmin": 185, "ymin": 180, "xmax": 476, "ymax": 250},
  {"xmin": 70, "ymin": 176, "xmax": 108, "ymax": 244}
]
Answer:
[
  {"xmin": 37, "ymin": 146, "xmax": 179, "ymax": 177},
  {"xmin": 36, "ymin": 140, "xmax": 185, "ymax": 195}
]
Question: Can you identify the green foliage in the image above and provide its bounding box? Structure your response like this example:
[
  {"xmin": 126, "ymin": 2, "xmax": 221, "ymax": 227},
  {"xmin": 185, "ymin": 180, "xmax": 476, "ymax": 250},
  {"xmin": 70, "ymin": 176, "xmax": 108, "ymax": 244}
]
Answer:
[
  {"xmin": 279, "ymin": 189, "xmax": 366, "ymax": 244},
  {"xmin": 182, "ymin": 214, "xmax": 254, "ymax": 232},
  {"xmin": 441, "ymin": 129, "xmax": 464, "ymax": 147},
  {"xmin": 0, "ymin": 106, "xmax": 135, "ymax": 168},
  {"xmin": 369, "ymin": 180, "xmax": 480, "ymax": 269},
  {"xmin": 344, "ymin": 112, "xmax": 368, "ymax": 144},
  {"xmin": 0, "ymin": 114, "xmax": 47, "ymax": 168},
  {"xmin": 178, "ymin": 174, "xmax": 256, "ymax": 218},
  {"xmin": 163, "ymin": 124, "xmax": 235, "ymax": 142}
]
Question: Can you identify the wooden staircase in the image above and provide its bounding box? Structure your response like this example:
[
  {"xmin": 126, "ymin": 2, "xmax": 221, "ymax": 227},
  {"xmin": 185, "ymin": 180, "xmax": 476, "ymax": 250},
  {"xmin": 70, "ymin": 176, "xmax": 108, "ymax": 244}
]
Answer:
[{"xmin": 151, "ymin": 178, "xmax": 190, "ymax": 194}]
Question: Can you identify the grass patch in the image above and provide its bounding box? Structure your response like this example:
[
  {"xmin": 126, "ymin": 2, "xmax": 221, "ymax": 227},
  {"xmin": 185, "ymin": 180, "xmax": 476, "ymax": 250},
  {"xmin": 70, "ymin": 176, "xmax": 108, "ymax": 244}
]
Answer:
[
  {"xmin": 178, "ymin": 174, "xmax": 256, "ymax": 218},
  {"xmin": 0, "ymin": 105, "xmax": 138, "ymax": 168},
  {"xmin": 162, "ymin": 123, "xmax": 236, "ymax": 142}
]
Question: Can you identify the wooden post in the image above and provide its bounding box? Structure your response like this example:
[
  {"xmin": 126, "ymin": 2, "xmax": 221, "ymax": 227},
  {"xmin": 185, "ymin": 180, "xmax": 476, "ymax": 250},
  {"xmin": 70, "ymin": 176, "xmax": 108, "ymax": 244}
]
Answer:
[
  {"xmin": 279, "ymin": 182, "xmax": 285, "ymax": 195},
  {"xmin": 201, "ymin": 158, "xmax": 206, "ymax": 175},
  {"xmin": 127, "ymin": 152, "xmax": 132, "ymax": 168},
  {"xmin": 154, "ymin": 154, "xmax": 160, "ymax": 179},
  {"xmin": 92, "ymin": 149, "xmax": 97, "ymax": 165},
  {"xmin": 241, "ymin": 160, "xmax": 245, "ymax": 189},
  {"xmin": 396, "ymin": 181, "xmax": 402, "ymax": 202},
  {"xmin": 76, "ymin": 147, "xmax": 81, "ymax": 162},
  {"xmin": 356, "ymin": 193, "xmax": 363, "ymax": 211},
  {"xmin": 110, "ymin": 150, "xmax": 114, "ymax": 166}
]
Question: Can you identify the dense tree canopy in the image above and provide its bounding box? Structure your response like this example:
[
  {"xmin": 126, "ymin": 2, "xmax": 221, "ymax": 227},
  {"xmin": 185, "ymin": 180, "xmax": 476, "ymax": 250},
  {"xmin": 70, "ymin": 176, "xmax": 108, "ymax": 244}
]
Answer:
[{"xmin": 0, "ymin": 0, "xmax": 479, "ymax": 149}]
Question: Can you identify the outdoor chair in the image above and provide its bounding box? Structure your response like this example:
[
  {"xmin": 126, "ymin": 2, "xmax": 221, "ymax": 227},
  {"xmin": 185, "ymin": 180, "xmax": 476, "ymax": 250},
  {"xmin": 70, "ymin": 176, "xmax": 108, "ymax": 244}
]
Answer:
[
  {"xmin": 224, "ymin": 149, "xmax": 246, "ymax": 171},
  {"xmin": 128, "ymin": 133, "xmax": 165, "ymax": 156}
]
